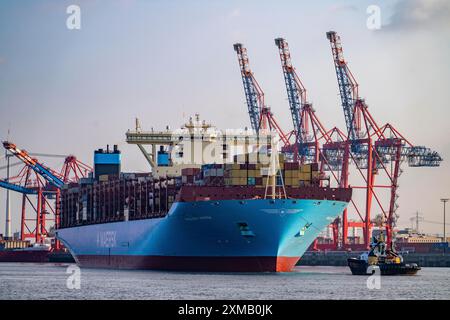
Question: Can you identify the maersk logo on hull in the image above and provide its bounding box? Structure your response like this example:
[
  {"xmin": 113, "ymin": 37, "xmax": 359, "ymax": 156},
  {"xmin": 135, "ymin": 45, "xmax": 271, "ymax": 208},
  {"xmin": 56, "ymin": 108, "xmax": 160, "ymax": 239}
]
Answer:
[{"xmin": 97, "ymin": 231, "xmax": 117, "ymax": 248}]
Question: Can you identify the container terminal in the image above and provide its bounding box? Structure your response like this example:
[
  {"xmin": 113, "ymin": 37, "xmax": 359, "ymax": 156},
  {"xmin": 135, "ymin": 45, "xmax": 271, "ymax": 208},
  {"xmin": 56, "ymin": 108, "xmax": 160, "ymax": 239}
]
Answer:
[{"xmin": 0, "ymin": 31, "xmax": 446, "ymax": 269}]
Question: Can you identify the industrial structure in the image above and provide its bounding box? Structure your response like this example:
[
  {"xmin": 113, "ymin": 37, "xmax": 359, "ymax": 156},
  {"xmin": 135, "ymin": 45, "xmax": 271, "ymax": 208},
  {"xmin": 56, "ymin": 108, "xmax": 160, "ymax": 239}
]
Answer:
[
  {"xmin": 231, "ymin": 32, "xmax": 442, "ymax": 250},
  {"xmin": 0, "ymin": 141, "xmax": 91, "ymax": 249},
  {"xmin": 323, "ymin": 31, "xmax": 441, "ymax": 249}
]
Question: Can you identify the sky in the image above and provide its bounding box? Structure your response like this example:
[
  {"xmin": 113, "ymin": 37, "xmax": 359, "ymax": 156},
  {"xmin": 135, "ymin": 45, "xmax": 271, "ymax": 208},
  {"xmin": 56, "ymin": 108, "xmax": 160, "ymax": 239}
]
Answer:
[{"xmin": 0, "ymin": 0, "xmax": 449, "ymax": 236}]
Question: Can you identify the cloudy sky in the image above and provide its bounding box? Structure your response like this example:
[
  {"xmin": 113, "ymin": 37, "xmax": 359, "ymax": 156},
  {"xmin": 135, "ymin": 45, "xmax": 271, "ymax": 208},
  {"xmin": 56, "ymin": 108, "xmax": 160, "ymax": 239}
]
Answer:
[{"xmin": 0, "ymin": 0, "xmax": 449, "ymax": 236}]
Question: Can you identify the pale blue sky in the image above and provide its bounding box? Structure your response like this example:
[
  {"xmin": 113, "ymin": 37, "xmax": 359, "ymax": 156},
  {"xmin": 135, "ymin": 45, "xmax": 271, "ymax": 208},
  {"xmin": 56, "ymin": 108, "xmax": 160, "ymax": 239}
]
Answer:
[{"xmin": 1, "ymin": 0, "xmax": 449, "ymax": 235}]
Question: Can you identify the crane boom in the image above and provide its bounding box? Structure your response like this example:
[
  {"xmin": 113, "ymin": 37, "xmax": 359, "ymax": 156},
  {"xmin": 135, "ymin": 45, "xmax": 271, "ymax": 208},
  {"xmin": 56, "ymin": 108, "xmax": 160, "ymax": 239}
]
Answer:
[
  {"xmin": 275, "ymin": 38, "xmax": 331, "ymax": 162},
  {"xmin": 0, "ymin": 179, "xmax": 37, "ymax": 194},
  {"xmin": 233, "ymin": 43, "xmax": 265, "ymax": 133},
  {"xmin": 3, "ymin": 141, "xmax": 65, "ymax": 189},
  {"xmin": 0, "ymin": 180, "xmax": 55, "ymax": 195},
  {"xmin": 326, "ymin": 31, "xmax": 360, "ymax": 141},
  {"xmin": 274, "ymin": 38, "xmax": 305, "ymax": 150},
  {"xmin": 233, "ymin": 43, "xmax": 290, "ymax": 146}
]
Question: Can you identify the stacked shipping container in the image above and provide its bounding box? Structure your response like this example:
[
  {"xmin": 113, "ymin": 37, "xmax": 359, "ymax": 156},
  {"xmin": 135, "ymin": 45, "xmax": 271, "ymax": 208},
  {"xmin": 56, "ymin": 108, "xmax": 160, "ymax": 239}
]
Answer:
[
  {"xmin": 284, "ymin": 162, "xmax": 320, "ymax": 187},
  {"xmin": 223, "ymin": 163, "xmax": 264, "ymax": 186},
  {"xmin": 60, "ymin": 173, "xmax": 181, "ymax": 228},
  {"xmin": 61, "ymin": 159, "xmax": 326, "ymax": 228},
  {"xmin": 191, "ymin": 161, "xmax": 323, "ymax": 188}
]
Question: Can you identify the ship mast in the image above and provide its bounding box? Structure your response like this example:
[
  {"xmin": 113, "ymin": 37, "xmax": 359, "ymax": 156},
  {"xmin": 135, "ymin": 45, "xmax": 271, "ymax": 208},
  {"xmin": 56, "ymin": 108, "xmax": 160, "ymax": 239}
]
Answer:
[{"xmin": 264, "ymin": 136, "xmax": 286, "ymax": 199}]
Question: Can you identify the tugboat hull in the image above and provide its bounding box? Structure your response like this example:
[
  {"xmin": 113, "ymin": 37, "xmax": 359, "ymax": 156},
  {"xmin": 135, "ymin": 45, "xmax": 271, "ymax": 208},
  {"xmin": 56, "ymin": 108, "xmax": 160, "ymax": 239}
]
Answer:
[{"xmin": 348, "ymin": 258, "xmax": 420, "ymax": 276}]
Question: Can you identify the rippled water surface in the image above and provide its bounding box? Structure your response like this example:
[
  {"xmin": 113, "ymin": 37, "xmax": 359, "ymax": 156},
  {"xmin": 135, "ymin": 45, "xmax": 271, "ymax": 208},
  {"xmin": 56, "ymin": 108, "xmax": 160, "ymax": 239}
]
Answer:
[{"xmin": 0, "ymin": 263, "xmax": 449, "ymax": 299}]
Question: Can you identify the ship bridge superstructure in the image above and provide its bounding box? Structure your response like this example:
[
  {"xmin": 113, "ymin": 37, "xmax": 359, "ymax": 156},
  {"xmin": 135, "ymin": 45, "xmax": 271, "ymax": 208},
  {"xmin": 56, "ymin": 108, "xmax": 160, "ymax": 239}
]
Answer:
[{"xmin": 126, "ymin": 114, "xmax": 276, "ymax": 177}]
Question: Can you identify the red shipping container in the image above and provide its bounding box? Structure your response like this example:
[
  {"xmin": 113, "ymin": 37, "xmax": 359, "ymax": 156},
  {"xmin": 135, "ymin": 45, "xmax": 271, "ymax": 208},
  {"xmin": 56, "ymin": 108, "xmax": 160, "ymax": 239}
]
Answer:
[
  {"xmin": 285, "ymin": 162, "xmax": 299, "ymax": 170},
  {"xmin": 182, "ymin": 167, "xmax": 201, "ymax": 176},
  {"xmin": 181, "ymin": 168, "xmax": 192, "ymax": 176}
]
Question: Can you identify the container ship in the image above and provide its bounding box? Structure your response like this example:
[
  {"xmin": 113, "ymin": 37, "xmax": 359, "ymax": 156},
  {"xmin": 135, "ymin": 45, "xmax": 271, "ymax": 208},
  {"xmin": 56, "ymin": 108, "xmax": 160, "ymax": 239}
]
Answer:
[{"xmin": 56, "ymin": 116, "xmax": 352, "ymax": 272}]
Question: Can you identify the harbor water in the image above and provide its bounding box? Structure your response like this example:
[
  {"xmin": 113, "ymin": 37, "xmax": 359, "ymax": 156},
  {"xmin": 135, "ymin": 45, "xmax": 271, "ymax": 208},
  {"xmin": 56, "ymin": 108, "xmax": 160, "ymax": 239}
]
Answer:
[{"xmin": 0, "ymin": 263, "xmax": 449, "ymax": 300}]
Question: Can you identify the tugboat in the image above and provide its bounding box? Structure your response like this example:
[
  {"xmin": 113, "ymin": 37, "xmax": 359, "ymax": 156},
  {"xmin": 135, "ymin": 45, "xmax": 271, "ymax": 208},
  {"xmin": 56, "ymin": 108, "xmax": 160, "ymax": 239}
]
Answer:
[{"xmin": 348, "ymin": 233, "xmax": 420, "ymax": 275}]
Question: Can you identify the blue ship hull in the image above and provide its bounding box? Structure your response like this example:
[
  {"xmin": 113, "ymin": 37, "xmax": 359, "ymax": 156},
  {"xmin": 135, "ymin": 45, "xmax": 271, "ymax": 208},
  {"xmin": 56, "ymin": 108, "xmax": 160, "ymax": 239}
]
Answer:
[{"xmin": 57, "ymin": 198, "xmax": 348, "ymax": 272}]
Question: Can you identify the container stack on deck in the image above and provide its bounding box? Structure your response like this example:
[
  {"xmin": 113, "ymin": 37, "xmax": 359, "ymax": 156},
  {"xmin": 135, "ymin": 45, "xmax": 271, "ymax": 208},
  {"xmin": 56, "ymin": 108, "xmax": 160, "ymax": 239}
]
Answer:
[
  {"xmin": 201, "ymin": 164, "xmax": 226, "ymax": 186},
  {"xmin": 284, "ymin": 162, "xmax": 320, "ymax": 187},
  {"xmin": 181, "ymin": 168, "xmax": 201, "ymax": 184},
  {"xmin": 60, "ymin": 142, "xmax": 329, "ymax": 229},
  {"xmin": 61, "ymin": 160, "xmax": 326, "ymax": 228},
  {"xmin": 196, "ymin": 161, "xmax": 322, "ymax": 188},
  {"xmin": 60, "ymin": 173, "xmax": 181, "ymax": 228}
]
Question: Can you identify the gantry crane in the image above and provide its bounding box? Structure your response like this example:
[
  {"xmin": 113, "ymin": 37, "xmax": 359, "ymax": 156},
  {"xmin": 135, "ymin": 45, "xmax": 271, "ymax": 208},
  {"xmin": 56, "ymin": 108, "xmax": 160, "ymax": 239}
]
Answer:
[
  {"xmin": 325, "ymin": 31, "xmax": 442, "ymax": 248},
  {"xmin": 0, "ymin": 164, "xmax": 56, "ymax": 243},
  {"xmin": 274, "ymin": 37, "xmax": 357, "ymax": 249},
  {"xmin": 0, "ymin": 141, "xmax": 92, "ymax": 246}
]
